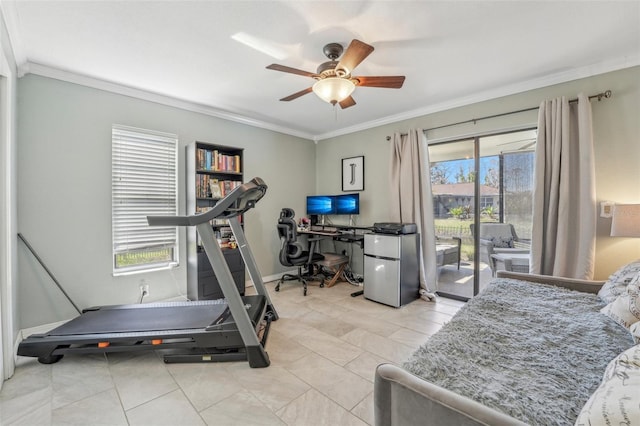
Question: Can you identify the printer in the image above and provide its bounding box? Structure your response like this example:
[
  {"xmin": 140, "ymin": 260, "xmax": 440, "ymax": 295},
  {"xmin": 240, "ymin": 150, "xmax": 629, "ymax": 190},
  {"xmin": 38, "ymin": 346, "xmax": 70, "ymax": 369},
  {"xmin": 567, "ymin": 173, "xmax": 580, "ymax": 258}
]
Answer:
[{"xmin": 372, "ymin": 222, "xmax": 417, "ymax": 235}]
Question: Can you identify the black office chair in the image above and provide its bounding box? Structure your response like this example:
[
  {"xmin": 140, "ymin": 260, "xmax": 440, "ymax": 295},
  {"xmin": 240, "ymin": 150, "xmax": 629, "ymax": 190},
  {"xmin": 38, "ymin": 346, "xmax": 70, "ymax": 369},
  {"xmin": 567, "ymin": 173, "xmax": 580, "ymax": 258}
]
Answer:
[{"xmin": 276, "ymin": 208, "xmax": 324, "ymax": 296}]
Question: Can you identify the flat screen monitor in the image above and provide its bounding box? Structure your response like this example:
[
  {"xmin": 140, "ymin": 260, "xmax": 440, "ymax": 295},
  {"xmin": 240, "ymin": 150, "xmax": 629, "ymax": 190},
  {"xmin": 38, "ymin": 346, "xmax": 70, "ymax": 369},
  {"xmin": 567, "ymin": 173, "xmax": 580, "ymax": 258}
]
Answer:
[
  {"xmin": 335, "ymin": 193, "xmax": 359, "ymax": 215},
  {"xmin": 306, "ymin": 195, "xmax": 336, "ymax": 215}
]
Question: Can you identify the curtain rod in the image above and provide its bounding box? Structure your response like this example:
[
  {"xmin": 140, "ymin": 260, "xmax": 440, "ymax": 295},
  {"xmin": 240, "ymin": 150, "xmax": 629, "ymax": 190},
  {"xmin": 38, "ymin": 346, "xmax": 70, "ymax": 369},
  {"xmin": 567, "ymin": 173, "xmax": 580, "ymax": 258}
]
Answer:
[{"xmin": 385, "ymin": 90, "xmax": 612, "ymax": 141}]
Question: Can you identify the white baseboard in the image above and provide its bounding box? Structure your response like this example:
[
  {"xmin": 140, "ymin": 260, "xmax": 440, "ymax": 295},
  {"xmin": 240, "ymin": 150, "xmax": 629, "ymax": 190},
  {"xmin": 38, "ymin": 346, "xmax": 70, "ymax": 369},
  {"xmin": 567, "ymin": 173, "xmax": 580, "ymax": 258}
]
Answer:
[
  {"xmin": 162, "ymin": 295, "xmax": 189, "ymax": 302},
  {"xmin": 254, "ymin": 272, "xmax": 291, "ymax": 286},
  {"xmin": 13, "ymin": 333, "xmax": 22, "ymax": 365}
]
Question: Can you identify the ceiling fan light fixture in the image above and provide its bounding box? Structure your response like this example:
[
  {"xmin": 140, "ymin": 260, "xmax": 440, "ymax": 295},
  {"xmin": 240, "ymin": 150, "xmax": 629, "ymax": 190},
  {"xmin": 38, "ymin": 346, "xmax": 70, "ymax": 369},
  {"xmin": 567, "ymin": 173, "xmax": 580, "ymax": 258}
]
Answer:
[{"xmin": 312, "ymin": 77, "xmax": 355, "ymax": 105}]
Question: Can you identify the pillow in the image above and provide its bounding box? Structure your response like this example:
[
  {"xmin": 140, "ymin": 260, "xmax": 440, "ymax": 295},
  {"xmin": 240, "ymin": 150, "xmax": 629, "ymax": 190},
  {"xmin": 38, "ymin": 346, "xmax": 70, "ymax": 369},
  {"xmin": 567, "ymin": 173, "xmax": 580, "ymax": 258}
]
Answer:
[
  {"xmin": 489, "ymin": 236, "xmax": 514, "ymax": 248},
  {"xmin": 600, "ymin": 275, "xmax": 640, "ymax": 329},
  {"xmin": 575, "ymin": 345, "xmax": 640, "ymax": 426},
  {"xmin": 597, "ymin": 259, "xmax": 640, "ymax": 304}
]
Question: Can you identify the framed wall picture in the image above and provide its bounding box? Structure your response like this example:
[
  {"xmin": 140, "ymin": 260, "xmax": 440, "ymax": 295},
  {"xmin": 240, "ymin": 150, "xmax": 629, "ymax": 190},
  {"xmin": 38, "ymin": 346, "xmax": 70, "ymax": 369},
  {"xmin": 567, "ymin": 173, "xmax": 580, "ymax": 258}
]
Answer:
[{"xmin": 342, "ymin": 156, "xmax": 364, "ymax": 191}]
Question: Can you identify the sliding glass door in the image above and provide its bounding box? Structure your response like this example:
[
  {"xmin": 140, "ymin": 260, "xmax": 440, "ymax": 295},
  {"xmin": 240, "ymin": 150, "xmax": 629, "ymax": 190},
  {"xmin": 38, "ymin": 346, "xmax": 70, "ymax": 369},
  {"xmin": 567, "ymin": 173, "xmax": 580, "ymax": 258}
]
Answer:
[
  {"xmin": 429, "ymin": 129, "xmax": 536, "ymax": 300},
  {"xmin": 429, "ymin": 138, "xmax": 477, "ymax": 299}
]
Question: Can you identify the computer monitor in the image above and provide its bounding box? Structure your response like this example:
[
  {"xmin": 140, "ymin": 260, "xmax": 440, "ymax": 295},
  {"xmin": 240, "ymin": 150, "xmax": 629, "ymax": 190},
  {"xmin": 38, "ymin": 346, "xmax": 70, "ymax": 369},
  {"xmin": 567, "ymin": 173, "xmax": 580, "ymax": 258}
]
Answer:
[
  {"xmin": 335, "ymin": 193, "xmax": 359, "ymax": 215},
  {"xmin": 306, "ymin": 195, "xmax": 337, "ymax": 215}
]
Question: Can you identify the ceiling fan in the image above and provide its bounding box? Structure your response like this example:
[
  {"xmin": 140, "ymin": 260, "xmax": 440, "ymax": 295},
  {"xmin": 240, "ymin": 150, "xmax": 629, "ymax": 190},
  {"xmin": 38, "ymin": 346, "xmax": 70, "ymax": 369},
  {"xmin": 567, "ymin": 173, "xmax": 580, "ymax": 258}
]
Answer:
[{"xmin": 266, "ymin": 39, "xmax": 405, "ymax": 109}]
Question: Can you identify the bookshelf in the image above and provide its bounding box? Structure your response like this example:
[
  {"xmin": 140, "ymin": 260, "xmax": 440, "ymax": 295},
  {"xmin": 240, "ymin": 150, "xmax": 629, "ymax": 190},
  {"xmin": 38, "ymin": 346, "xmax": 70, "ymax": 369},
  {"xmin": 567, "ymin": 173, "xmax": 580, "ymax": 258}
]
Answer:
[{"xmin": 186, "ymin": 141, "xmax": 245, "ymax": 300}]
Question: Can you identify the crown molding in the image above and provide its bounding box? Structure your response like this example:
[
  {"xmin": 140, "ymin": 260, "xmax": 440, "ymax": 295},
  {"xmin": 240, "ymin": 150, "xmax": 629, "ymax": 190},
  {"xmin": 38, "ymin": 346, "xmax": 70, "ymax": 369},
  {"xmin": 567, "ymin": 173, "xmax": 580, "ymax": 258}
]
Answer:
[
  {"xmin": 22, "ymin": 53, "xmax": 639, "ymax": 144},
  {"xmin": 25, "ymin": 62, "xmax": 316, "ymax": 141},
  {"xmin": 314, "ymin": 54, "xmax": 640, "ymax": 141},
  {"xmin": 0, "ymin": 0, "xmax": 27, "ymax": 75}
]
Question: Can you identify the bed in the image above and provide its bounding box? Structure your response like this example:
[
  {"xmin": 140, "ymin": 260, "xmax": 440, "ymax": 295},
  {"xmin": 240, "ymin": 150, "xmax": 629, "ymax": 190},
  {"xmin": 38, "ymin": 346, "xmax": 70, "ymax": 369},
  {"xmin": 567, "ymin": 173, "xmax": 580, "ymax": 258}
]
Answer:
[{"xmin": 374, "ymin": 270, "xmax": 639, "ymax": 425}]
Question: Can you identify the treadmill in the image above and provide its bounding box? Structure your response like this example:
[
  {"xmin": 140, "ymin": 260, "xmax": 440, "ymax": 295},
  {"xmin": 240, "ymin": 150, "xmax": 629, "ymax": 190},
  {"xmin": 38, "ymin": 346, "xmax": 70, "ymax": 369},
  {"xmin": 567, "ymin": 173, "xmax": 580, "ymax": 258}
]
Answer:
[{"xmin": 18, "ymin": 177, "xmax": 278, "ymax": 368}]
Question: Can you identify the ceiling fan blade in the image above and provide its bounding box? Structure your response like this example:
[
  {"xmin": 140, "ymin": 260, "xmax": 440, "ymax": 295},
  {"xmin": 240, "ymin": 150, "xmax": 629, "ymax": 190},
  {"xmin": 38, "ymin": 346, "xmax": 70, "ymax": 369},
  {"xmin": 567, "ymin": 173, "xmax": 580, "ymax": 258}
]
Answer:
[
  {"xmin": 280, "ymin": 87, "xmax": 313, "ymax": 102},
  {"xmin": 266, "ymin": 64, "xmax": 319, "ymax": 78},
  {"xmin": 335, "ymin": 39, "xmax": 374, "ymax": 76},
  {"xmin": 355, "ymin": 76, "xmax": 405, "ymax": 88},
  {"xmin": 339, "ymin": 96, "xmax": 356, "ymax": 109}
]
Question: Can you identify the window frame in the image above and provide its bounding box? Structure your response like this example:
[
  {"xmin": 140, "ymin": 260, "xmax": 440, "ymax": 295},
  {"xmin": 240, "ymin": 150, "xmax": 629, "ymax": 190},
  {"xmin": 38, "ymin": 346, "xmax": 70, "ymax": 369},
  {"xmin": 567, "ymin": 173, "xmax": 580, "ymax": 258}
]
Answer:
[{"xmin": 111, "ymin": 125, "xmax": 179, "ymax": 276}]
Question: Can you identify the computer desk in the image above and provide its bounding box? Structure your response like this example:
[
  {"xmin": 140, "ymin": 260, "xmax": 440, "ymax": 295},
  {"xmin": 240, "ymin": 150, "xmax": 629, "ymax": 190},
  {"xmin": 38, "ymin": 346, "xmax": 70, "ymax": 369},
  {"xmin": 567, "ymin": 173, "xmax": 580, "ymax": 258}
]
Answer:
[{"xmin": 297, "ymin": 225, "xmax": 371, "ymax": 288}]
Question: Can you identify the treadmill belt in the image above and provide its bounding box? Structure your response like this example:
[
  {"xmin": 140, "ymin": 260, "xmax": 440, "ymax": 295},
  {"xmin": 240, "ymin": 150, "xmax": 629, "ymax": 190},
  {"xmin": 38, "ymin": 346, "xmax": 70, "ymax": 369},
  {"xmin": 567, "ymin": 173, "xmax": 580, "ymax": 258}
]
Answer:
[{"xmin": 47, "ymin": 303, "xmax": 229, "ymax": 336}]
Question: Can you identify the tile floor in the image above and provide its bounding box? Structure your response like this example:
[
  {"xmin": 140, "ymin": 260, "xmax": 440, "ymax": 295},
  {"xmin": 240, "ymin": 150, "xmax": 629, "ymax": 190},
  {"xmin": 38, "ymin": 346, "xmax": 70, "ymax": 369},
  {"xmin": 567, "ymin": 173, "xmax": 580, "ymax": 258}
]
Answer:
[
  {"xmin": 1, "ymin": 279, "xmax": 464, "ymax": 426},
  {"xmin": 436, "ymin": 261, "xmax": 494, "ymax": 299}
]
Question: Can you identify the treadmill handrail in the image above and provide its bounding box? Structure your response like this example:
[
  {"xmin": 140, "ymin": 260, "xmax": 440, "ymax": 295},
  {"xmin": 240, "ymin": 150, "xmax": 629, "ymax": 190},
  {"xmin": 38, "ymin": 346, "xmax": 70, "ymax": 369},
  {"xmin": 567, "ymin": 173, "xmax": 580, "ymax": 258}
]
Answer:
[{"xmin": 147, "ymin": 177, "xmax": 267, "ymax": 227}]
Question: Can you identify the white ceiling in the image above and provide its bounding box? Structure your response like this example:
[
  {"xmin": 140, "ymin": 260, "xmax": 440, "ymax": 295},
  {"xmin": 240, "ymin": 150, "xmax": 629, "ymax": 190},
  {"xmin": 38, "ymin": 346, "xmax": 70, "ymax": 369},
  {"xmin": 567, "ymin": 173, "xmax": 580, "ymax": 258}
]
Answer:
[{"xmin": 3, "ymin": 1, "xmax": 639, "ymax": 140}]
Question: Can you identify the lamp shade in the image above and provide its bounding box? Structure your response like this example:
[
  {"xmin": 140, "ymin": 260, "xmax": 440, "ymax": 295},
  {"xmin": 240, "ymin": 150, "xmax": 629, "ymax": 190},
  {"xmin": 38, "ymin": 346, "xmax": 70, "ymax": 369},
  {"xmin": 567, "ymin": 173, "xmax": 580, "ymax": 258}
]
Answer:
[
  {"xmin": 610, "ymin": 204, "xmax": 640, "ymax": 237},
  {"xmin": 312, "ymin": 77, "xmax": 355, "ymax": 105}
]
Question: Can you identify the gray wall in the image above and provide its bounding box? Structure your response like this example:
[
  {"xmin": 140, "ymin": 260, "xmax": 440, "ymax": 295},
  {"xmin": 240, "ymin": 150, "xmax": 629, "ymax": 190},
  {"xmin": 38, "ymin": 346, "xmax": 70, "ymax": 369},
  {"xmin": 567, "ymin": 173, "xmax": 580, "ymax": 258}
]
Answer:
[
  {"xmin": 17, "ymin": 74, "xmax": 315, "ymax": 328},
  {"xmin": 316, "ymin": 66, "xmax": 640, "ymax": 280}
]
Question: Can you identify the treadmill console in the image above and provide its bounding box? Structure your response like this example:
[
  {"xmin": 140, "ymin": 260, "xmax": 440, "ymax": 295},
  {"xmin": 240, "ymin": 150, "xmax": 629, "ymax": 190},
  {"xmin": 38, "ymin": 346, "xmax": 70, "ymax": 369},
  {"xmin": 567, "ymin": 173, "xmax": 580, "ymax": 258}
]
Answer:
[{"xmin": 147, "ymin": 177, "xmax": 268, "ymax": 226}]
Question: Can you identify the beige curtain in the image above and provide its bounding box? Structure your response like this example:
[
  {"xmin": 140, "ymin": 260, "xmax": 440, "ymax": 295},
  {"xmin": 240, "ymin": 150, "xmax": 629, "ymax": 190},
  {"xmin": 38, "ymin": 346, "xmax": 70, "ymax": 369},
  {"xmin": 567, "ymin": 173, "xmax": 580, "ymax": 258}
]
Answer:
[
  {"xmin": 389, "ymin": 129, "xmax": 438, "ymax": 300},
  {"xmin": 530, "ymin": 93, "xmax": 596, "ymax": 279}
]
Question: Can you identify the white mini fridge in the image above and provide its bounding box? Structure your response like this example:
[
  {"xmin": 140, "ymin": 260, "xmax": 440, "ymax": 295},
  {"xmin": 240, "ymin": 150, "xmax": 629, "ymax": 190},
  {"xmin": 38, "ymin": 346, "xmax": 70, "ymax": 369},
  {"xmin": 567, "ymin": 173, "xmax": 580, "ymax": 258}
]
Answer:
[{"xmin": 363, "ymin": 233, "xmax": 420, "ymax": 307}]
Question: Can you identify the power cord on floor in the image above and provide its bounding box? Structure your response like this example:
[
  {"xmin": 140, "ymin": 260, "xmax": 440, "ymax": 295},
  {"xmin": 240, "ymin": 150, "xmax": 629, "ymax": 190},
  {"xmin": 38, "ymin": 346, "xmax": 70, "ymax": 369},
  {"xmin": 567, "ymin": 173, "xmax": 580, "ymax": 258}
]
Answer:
[
  {"xmin": 342, "ymin": 265, "xmax": 363, "ymax": 286},
  {"xmin": 314, "ymin": 264, "xmax": 362, "ymax": 286}
]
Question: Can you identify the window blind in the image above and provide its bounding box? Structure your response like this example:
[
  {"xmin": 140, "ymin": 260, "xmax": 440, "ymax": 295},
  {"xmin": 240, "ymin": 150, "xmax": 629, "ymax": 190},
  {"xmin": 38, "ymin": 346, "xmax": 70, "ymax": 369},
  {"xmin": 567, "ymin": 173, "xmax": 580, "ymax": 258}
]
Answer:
[{"xmin": 112, "ymin": 125, "xmax": 178, "ymax": 274}]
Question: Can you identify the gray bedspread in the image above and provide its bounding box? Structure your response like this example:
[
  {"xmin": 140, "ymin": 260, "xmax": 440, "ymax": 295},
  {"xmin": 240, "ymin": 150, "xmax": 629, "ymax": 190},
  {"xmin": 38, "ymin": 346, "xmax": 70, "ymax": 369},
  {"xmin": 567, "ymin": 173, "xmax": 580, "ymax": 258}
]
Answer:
[{"xmin": 403, "ymin": 278, "xmax": 634, "ymax": 425}]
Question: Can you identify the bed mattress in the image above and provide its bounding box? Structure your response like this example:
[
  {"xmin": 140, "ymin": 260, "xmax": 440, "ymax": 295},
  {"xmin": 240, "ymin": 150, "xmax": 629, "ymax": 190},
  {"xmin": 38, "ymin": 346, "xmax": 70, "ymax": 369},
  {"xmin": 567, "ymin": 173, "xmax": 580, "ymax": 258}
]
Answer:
[{"xmin": 403, "ymin": 278, "xmax": 634, "ymax": 425}]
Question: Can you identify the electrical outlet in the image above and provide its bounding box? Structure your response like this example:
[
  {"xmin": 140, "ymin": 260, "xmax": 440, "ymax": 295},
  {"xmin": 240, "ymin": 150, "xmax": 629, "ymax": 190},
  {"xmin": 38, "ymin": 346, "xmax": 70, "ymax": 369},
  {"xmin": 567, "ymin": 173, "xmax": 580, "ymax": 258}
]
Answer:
[{"xmin": 140, "ymin": 280, "xmax": 149, "ymax": 298}]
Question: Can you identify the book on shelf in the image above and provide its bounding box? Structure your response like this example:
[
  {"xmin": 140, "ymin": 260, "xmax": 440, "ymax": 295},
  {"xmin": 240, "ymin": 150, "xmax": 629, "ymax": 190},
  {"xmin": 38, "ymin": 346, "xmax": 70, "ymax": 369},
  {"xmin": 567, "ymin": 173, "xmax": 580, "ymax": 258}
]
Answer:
[
  {"xmin": 195, "ymin": 223, "xmax": 239, "ymax": 248},
  {"xmin": 196, "ymin": 147, "xmax": 241, "ymax": 173},
  {"xmin": 209, "ymin": 179, "xmax": 222, "ymax": 198},
  {"xmin": 195, "ymin": 176, "xmax": 241, "ymax": 199}
]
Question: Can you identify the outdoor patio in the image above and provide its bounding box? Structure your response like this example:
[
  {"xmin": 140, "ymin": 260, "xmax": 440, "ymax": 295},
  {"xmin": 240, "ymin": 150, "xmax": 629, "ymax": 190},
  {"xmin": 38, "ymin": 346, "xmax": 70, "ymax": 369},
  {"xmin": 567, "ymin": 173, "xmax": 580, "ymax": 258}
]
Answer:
[{"xmin": 435, "ymin": 261, "xmax": 494, "ymax": 299}]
